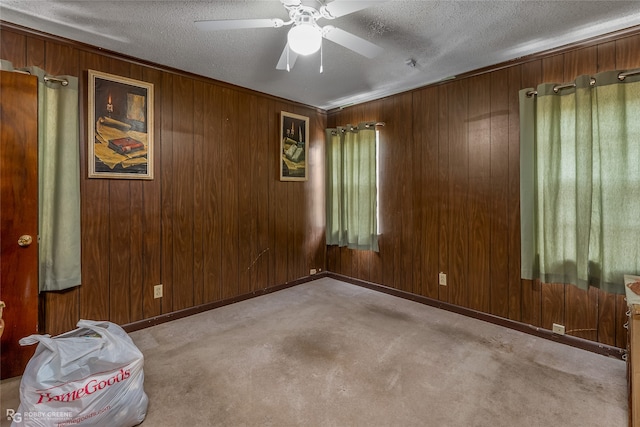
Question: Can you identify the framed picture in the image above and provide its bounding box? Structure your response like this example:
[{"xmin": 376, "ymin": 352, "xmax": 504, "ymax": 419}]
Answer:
[
  {"xmin": 280, "ymin": 111, "xmax": 309, "ymax": 181},
  {"xmin": 88, "ymin": 70, "xmax": 154, "ymax": 179}
]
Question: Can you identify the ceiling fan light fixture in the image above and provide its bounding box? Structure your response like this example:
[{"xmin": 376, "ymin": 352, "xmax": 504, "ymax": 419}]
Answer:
[{"xmin": 288, "ymin": 24, "xmax": 322, "ymax": 56}]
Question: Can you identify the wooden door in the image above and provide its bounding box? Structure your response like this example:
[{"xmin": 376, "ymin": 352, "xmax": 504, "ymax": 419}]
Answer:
[{"xmin": 0, "ymin": 70, "xmax": 39, "ymax": 379}]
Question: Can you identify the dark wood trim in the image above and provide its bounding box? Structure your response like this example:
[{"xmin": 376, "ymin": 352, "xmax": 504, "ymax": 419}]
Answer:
[
  {"xmin": 445, "ymin": 24, "xmax": 640, "ymax": 83},
  {"xmin": 328, "ymin": 24, "xmax": 640, "ymax": 115},
  {"xmin": 127, "ymin": 269, "xmax": 626, "ymax": 360},
  {"xmin": 0, "ymin": 21, "xmax": 327, "ymax": 116},
  {"xmin": 327, "ymin": 272, "xmax": 626, "ymax": 360},
  {"xmin": 122, "ymin": 274, "xmax": 326, "ymax": 333},
  {"xmin": 5, "ymin": 18, "xmax": 637, "ymax": 118}
]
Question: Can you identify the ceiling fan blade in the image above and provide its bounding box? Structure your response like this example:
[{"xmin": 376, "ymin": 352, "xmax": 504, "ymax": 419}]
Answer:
[
  {"xmin": 321, "ymin": 0, "xmax": 386, "ymax": 18},
  {"xmin": 195, "ymin": 18, "xmax": 284, "ymax": 31},
  {"xmin": 323, "ymin": 26, "xmax": 383, "ymax": 58},
  {"xmin": 276, "ymin": 43, "xmax": 299, "ymax": 71}
]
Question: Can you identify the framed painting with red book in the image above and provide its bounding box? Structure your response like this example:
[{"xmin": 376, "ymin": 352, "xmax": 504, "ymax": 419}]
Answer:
[{"xmin": 88, "ymin": 70, "xmax": 154, "ymax": 179}]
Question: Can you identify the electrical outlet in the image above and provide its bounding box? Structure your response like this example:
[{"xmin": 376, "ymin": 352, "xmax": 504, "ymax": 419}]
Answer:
[
  {"xmin": 439, "ymin": 272, "xmax": 447, "ymax": 286},
  {"xmin": 310, "ymin": 268, "xmax": 317, "ymax": 275},
  {"xmin": 154, "ymin": 284, "xmax": 163, "ymax": 299},
  {"xmin": 552, "ymin": 323, "xmax": 565, "ymax": 335}
]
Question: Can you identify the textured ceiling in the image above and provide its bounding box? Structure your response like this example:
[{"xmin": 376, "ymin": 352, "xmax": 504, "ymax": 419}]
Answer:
[{"xmin": 2, "ymin": 1, "xmax": 640, "ymax": 110}]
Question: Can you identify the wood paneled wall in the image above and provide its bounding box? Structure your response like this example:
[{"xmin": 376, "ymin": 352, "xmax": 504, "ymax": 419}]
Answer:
[
  {"xmin": 1, "ymin": 25, "xmax": 326, "ymax": 335},
  {"xmin": 328, "ymin": 31, "xmax": 640, "ymax": 348},
  {"xmin": 3, "ymin": 22, "xmax": 639, "ymax": 348}
]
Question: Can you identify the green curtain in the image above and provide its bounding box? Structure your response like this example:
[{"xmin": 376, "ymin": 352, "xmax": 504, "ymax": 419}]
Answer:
[
  {"xmin": 326, "ymin": 123, "xmax": 379, "ymax": 252},
  {"xmin": 26, "ymin": 66, "xmax": 82, "ymax": 292},
  {"xmin": 520, "ymin": 70, "xmax": 640, "ymax": 294}
]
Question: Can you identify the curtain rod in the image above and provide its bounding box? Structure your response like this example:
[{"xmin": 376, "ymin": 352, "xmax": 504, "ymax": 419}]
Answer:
[
  {"xmin": 329, "ymin": 122, "xmax": 385, "ymax": 135},
  {"xmin": 343, "ymin": 122, "xmax": 385, "ymax": 132},
  {"xmin": 12, "ymin": 69, "xmax": 69, "ymax": 86},
  {"xmin": 526, "ymin": 67, "xmax": 640, "ymax": 97},
  {"xmin": 44, "ymin": 76, "xmax": 69, "ymax": 86}
]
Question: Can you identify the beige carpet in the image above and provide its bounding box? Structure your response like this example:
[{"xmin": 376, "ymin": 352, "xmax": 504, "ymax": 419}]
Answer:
[{"xmin": 1, "ymin": 277, "xmax": 628, "ymax": 426}]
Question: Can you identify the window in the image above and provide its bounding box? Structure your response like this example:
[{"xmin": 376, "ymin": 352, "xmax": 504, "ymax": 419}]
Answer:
[
  {"xmin": 325, "ymin": 123, "xmax": 380, "ymax": 252},
  {"xmin": 519, "ymin": 71, "xmax": 640, "ymax": 294}
]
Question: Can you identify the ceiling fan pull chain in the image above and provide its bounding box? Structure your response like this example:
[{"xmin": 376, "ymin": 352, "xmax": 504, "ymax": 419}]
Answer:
[
  {"xmin": 287, "ymin": 45, "xmax": 291, "ymax": 72},
  {"xmin": 320, "ymin": 41, "xmax": 324, "ymax": 73}
]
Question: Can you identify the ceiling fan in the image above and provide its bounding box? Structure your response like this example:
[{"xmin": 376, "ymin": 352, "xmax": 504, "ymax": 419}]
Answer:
[{"xmin": 195, "ymin": 0, "xmax": 385, "ymax": 72}]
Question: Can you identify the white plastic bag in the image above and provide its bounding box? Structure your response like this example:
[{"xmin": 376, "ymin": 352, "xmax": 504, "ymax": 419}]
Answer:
[{"xmin": 12, "ymin": 320, "xmax": 148, "ymax": 426}]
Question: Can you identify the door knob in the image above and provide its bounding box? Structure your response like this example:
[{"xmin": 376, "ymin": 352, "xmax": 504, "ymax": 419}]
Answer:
[{"xmin": 18, "ymin": 235, "xmax": 33, "ymax": 247}]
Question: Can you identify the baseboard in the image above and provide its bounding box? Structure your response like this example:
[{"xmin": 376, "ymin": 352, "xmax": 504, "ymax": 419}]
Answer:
[
  {"xmin": 122, "ymin": 274, "xmax": 325, "ymax": 333},
  {"xmin": 327, "ymin": 272, "xmax": 626, "ymax": 360},
  {"xmin": 123, "ymin": 271, "xmax": 625, "ymax": 360}
]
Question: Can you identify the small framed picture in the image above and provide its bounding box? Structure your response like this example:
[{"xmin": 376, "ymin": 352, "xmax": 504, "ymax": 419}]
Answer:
[
  {"xmin": 88, "ymin": 70, "xmax": 154, "ymax": 179},
  {"xmin": 280, "ymin": 111, "xmax": 308, "ymax": 181}
]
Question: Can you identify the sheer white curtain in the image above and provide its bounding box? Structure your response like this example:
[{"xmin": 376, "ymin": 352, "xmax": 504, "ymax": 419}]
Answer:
[
  {"xmin": 326, "ymin": 123, "xmax": 379, "ymax": 252},
  {"xmin": 520, "ymin": 70, "xmax": 640, "ymax": 294}
]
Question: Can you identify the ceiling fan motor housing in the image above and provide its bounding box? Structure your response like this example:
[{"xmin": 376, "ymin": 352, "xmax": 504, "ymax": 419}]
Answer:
[
  {"xmin": 289, "ymin": 5, "xmax": 321, "ymax": 25},
  {"xmin": 287, "ymin": 6, "xmax": 323, "ymax": 55}
]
